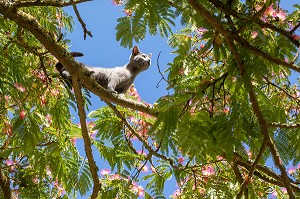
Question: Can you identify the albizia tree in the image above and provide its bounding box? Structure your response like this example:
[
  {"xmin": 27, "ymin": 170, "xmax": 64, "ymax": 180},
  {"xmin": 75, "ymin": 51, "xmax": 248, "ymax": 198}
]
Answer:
[{"xmin": 0, "ymin": 0, "xmax": 300, "ymax": 198}]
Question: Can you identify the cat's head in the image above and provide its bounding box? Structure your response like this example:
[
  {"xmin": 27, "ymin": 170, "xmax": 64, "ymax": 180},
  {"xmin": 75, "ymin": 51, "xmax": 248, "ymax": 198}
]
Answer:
[{"xmin": 129, "ymin": 46, "xmax": 152, "ymax": 72}]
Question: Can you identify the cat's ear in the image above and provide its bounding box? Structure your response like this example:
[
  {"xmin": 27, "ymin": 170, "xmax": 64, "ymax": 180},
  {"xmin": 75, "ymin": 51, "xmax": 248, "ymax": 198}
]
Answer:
[
  {"xmin": 132, "ymin": 46, "xmax": 140, "ymax": 56},
  {"xmin": 148, "ymin": 53, "xmax": 152, "ymax": 58}
]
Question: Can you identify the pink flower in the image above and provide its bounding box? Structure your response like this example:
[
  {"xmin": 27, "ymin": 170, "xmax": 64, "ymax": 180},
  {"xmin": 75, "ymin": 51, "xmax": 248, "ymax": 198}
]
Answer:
[
  {"xmin": 14, "ymin": 83, "xmax": 26, "ymax": 92},
  {"xmin": 223, "ymin": 106, "xmax": 230, "ymax": 114},
  {"xmin": 141, "ymin": 165, "xmax": 149, "ymax": 172},
  {"xmin": 32, "ymin": 178, "xmax": 39, "ymax": 184},
  {"xmin": 137, "ymin": 150, "xmax": 147, "ymax": 157},
  {"xmin": 110, "ymin": 174, "xmax": 120, "ymax": 180},
  {"xmin": 19, "ymin": 110, "xmax": 26, "ymax": 120},
  {"xmin": 100, "ymin": 168, "xmax": 110, "ymax": 175},
  {"xmin": 37, "ymin": 73, "xmax": 46, "ymax": 83},
  {"xmin": 112, "ymin": 0, "xmax": 122, "ymax": 5},
  {"xmin": 265, "ymin": 5, "xmax": 274, "ymax": 16},
  {"xmin": 131, "ymin": 183, "xmax": 144, "ymax": 197},
  {"xmin": 172, "ymin": 189, "xmax": 181, "ymax": 198},
  {"xmin": 287, "ymin": 167, "xmax": 296, "ymax": 175},
  {"xmin": 281, "ymin": 187, "xmax": 287, "ymax": 194},
  {"xmin": 50, "ymin": 89, "xmax": 60, "ymax": 96},
  {"xmin": 274, "ymin": 10, "xmax": 286, "ymax": 21},
  {"xmin": 247, "ymin": 150, "xmax": 253, "ymax": 159},
  {"xmin": 45, "ymin": 115, "xmax": 52, "ymax": 125},
  {"xmin": 70, "ymin": 138, "xmax": 77, "ymax": 145},
  {"xmin": 179, "ymin": 68, "xmax": 185, "ymax": 75},
  {"xmin": 271, "ymin": 190, "xmax": 277, "ymax": 196},
  {"xmin": 292, "ymin": 35, "xmax": 300, "ymax": 41},
  {"xmin": 151, "ymin": 165, "xmax": 156, "ymax": 173},
  {"xmin": 196, "ymin": 28, "xmax": 207, "ymax": 35},
  {"xmin": 6, "ymin": 159, "xmax": 14, "ymax": 166},
  {"xmin": 251, "ymin": 31, "xmax": 258, "ymax": 39},
  {"xmin": 202, "ymin": 165, "xmax": 215, "ymax": 176},
  {"xmin": 124, "ymin": 9, "xmax": 132, "ymax": 16},
  {"xmin": 217, "ymin": 156, "xmax": 224, "ymax": 161},
  {"xmin": 178, "ymin": 157, "xmax": 184, "ymax": 164},
  {"xmin": 46, "ymin": 168, "xmax": 52, "ymax": 176}
]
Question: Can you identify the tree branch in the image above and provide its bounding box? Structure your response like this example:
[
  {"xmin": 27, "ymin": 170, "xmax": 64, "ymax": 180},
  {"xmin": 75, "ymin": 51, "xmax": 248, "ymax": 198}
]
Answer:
[
  {"xmin": 235, "ymin": 153, "xmax": 300, "ymax": 192},
  {"xmin": 72, "ymin": 2, "xmax": 93, "ymax": 40},
  {"xmin": 11, "ymin": 0, "xmax": 92, "ymax": 8},
  {"xmin": 72, "ymin": 75, "xmax": 100, "ymax": 199},
  {"xmin": 269, "ymin": 122, "xmax": 300, "ymax": 129}
]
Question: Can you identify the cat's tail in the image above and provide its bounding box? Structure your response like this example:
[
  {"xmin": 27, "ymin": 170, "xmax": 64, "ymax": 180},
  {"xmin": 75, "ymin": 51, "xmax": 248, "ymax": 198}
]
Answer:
[
  {"xmin": 70, "ymin": 52, "xmax": 84, "ymax": 57},
  {"xmin": 56, "ymin": 52, "xmax": 84, "ymax": 72}
]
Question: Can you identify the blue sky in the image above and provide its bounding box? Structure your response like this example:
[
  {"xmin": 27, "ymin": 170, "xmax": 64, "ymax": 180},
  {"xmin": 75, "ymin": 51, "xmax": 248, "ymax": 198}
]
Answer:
[{"xmin": 63, "ymin": 1, "xmax": 299, "ymax": 198}]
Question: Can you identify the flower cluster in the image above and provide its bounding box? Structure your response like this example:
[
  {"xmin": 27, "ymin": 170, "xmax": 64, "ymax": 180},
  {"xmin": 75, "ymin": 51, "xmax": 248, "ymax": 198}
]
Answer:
[
  {"xmin": 99, "ymin": 169, "xmax": 145, "ymax": 197},
  {"xmin": 258, "ymin": 4, "xmax": 287, "ymax": 22}
]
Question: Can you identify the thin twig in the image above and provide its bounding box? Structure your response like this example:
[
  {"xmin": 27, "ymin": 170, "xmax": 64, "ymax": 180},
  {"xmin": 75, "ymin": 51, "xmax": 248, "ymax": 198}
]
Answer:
[
  {"xmin": 156, "ymin": 51, "xmax": 169, "ymax": 88},
  {"xmin": 72, "ymin": 2, "xmax": 93, "ymax": 40},
  {"xmin": 268, "ymin": 122, "xmax": 300, "ymax": 129},
  {"xmin": 263, "ymin": 76, "xmax": 299, "ymax": 101},
  {"xmin": 290, "ymin": 21, "xmax": 300, "ymax": 34}
]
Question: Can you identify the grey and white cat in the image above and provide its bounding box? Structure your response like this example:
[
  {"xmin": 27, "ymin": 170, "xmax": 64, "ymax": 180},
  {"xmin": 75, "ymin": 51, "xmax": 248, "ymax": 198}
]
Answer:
[{"xmin": 56, "ymin": 46, "xmax": 152, "ymax": 94}]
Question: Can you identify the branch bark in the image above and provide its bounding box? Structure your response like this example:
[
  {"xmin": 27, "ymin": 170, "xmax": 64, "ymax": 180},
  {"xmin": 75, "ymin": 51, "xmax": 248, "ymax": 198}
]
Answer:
[
  {"xmin": 269, "ymin": 122, "xmax": 300, "ymax": 129},
  {"xmin": 72, "ymin": 2, "xmax": 93, "ymax": 40},
  {"xmin": 10, "ymin": 0, "xmax": 92, "ymax": 8}
]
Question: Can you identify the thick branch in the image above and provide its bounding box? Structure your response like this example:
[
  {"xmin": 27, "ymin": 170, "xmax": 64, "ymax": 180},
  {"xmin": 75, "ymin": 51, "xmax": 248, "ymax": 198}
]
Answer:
[
  {"xmin": 0, "ymin": 4, "xmax": 157, "ymax": 117},
  {"xmin": 10, "ymin": 0, "xmax": 92, "ymax": 8}
]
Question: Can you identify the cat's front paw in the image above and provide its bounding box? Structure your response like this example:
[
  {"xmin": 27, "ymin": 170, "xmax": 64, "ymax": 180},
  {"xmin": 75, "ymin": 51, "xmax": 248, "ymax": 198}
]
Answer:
[
  {"xmin": 117, "ymin": 93, "xmax": 126, "ymax": 98},
  {"xmin": 108, "ymin": 90, "xmax": 118, "ymax": 95}
]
